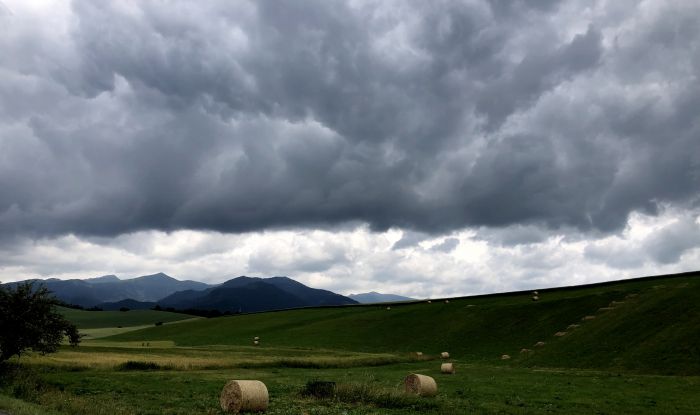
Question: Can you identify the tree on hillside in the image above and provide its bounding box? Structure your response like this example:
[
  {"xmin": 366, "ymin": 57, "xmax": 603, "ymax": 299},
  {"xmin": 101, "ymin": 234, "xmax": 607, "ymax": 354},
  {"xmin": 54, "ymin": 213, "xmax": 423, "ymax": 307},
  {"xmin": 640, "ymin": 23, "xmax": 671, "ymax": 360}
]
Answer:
[{"xmin": 0, "ymin": 281, "xmax": 80, "ymax": 363}]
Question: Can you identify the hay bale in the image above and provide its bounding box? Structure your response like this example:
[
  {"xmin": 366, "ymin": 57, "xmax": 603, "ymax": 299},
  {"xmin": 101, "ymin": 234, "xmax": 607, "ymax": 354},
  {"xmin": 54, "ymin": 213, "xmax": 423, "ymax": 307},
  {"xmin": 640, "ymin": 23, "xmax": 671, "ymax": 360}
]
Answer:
[
  {"xmin": 253, "ymin": 340, "xmax": 259, "ymax": 346},
  {"xmin": 533, "ymin": 291, "xmax": 539, "ymax": 295},
  {"xmin": 220, "ymin": 380, "xmax": 268, "ymax": 414},
  {"xmin": 567, "ymin": 324, "xmax": 580, "ymax": 330},
  {"xmin": 440, "ymin": 363, "xmax": 455, "ymax": 374},
  {"xmin": 427, "ymin": 300, "xmax": 432, "ymax": 304},
  {"xmin": 444, "ymin": 299, "xmax": 450, "ymax": 304},
  {"xmin": 532, "ymin": 295, "xmax": 539, "ymax": 301},
  {"xmin": 440, "ymin": 352, "xmax": 450, "ymax": 359},
  {"xmin": 386, "ymin": 306, "xmax": 391, "ymax": 310},
  {"xmin": 554, "ymin": 331, "xmax": 566, "ymax": 337},
  {"xmin": 534, "ymin": 341, "xmax": 545, "ymax": 347},
  {"xmin": 501, "ymin": 354, "xmax": 511, "ymax": 360},
  {"xmin": 404, "ymin": 374, "xmax": 438, "ymax": 396},
  {"xmin": 253, "ymin": 336, "xmax": 259, "ymax": 341},
  {"xmin": 582, "ymin": 315, "xmax": 596, "ymax": 321},
  {"xmin": 415, "ymin": 351, "xmax": 423, "ymax": 356},
  {"xmin": 520, "ymin": 348, "xmax": 532, "ymax": 353}
]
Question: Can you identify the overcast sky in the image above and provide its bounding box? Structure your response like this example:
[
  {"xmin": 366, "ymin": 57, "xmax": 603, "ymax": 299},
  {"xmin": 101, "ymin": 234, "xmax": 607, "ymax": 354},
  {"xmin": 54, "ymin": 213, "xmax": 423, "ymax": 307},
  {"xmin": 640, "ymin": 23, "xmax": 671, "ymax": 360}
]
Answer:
[{"xmin": 1, "ymin": 0, "xmax": 699, "ymax": 297}]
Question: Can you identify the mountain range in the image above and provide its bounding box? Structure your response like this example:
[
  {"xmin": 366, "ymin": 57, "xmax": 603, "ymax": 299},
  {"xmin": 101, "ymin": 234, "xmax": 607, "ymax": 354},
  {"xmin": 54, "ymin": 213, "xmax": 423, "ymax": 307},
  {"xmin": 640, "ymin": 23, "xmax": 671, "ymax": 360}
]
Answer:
[
  {"xmin": 3, "ymin": 273, "xmax": 208, "ymax": 307},
  {"xmin": 157, "ymin": 276, "xmax": 357, "ymax": 313},
  {"xmin": 348, "ymin": 291, "xmax": 415, "ymax": 303},
  {"xmin": 3, "ymin": 273, "xmax": 359, "ymax": 313}
]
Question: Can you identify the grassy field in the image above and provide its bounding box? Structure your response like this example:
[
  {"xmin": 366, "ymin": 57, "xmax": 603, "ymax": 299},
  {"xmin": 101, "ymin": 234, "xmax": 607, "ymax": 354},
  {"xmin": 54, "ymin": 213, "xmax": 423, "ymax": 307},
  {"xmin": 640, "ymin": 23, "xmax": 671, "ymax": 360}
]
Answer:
[
  {"xmin": 58, "ymin": 307, "xmax": 196, "ymax": 329},
  {"xmin": 107, "ymin": 271, "xmax": 700, "ymax": 374},
  {"xmin": 56, "ymin": 307, "xmax": 202, "ymax": 340},
  {"xmin": 1, "ymin": 272, "xmax": 699, "ymax": 414}
]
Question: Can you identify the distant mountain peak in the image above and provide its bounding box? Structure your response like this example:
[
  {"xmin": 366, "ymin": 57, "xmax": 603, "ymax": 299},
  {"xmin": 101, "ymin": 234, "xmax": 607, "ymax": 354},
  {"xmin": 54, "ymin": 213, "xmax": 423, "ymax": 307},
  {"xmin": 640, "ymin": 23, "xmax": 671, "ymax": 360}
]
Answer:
[
  {"xmin": 159, "ymin": 275, "xmax": 357, "ymax": 312},
  {"xmin": 86, "ymin": 274, "xmax": 121, "ymax": 283},
  {"xmin": 135, "ymin": 272, "xmax": 175, "ymax": 281},
  {"xmin": 349, "ymin": 292, "xmax": 415, "ymax": 304}
]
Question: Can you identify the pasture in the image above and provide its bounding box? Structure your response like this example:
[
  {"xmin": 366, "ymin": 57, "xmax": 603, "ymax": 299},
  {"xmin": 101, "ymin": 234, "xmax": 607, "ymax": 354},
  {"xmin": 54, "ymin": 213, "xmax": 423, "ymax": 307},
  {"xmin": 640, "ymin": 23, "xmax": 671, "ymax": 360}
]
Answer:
[{"xmin": 1, "ymin": 272, "xmax": 699, "ymax": 414}]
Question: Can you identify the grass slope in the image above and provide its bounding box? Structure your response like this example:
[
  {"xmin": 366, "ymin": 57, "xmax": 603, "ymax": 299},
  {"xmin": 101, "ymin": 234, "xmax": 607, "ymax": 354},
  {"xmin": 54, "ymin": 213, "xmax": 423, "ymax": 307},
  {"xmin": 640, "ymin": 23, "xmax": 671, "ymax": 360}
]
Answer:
[
  {"xmin": 58, "ymin": 307, "xmax": 194, "ymax": 329},
  {"xmin": 103, "ymin": 272, "xmax": 700, "ymax": 375}
]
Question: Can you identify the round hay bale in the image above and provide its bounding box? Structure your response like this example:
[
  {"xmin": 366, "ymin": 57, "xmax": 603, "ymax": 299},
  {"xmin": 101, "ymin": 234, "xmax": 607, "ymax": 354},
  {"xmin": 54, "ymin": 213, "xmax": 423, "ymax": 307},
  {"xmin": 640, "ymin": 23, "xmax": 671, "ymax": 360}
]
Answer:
[
  {"xmin": 567, "ymin": 324, "xmax": 580, "ymax": 330},
  {"xmin": 386, "ymin": 306, "xmax": 391, "ymax": 310},
  {"xmin": 220, "ymin": 380, "xmax": 268, "ymax": 414},
  {"xmin": 533, "ymin": 290, "xmax": 539, "ymax": 295},
  {"xmin": 532, "ymin": 295, "xmax": 539, "ymax": 301},
  {"xmin": 501, "ymin": 354, "xmax": 511, "ymax": 360},
  {"xmin": 415, "ymin": 351, "xmax": 423, "ymax": 356},
  {"xmin": 440, "ymin": 352, "xmax": 450, "ymax": 359},
  {"xmin": 444, "ymin": 299, "xmax": 450, "ymax": 304},
  {"xmin": 404, "ymin": 374, "xmax": 437, "ymax": 396},
  {"xmin": 534, "ymin": 341, "xmax": 545, "ymax": 347},
  {"xmin": 427, "ymin": 300, "xmax": 432, "ymax": 304},
  {"xmin": 440, "ymin": 363, "xmax": 455, "ymax": 374},
  {"xmin": 520, "ymin": 348, "xmax": 532, "ymax": 354},
  {"xmin": 554, "ymin": 331, "xmax": 566, "ymax": 337},
  {"xmin": 253, "ymin": 340, "xmax": 259, "ymax": 346},
  {"xmin": 253, "ymin": 336, "xmax": 259, "ymax": 341}
]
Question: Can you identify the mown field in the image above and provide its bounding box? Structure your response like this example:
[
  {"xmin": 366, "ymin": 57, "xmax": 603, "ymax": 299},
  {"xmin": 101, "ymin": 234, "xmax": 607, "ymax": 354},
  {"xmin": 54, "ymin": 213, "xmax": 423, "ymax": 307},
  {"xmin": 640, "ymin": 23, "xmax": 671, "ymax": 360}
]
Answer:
[{"xmin": 1, "ymin": 271, "xmax": 699, "ymax": 414}]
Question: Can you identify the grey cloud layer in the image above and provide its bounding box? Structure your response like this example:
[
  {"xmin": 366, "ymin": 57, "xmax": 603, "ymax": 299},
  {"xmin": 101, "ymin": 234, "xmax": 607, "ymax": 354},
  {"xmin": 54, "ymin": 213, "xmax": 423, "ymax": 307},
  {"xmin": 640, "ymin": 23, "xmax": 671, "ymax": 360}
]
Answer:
[{"xmin": 1, "ymin": 0, "xmax": 699, "ymax": 238}]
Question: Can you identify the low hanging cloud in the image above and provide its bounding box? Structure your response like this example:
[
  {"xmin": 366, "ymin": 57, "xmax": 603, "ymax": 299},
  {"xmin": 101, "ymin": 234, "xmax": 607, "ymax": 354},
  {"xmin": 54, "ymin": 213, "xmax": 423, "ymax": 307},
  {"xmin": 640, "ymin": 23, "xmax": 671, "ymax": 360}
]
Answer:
[
  {"xmin": 0, "ymin": 0, "xmax": 698, "ymax": 241},
  {"xmin": 584, "ymin": 214, "xmax": 700, "ymax": 269}
]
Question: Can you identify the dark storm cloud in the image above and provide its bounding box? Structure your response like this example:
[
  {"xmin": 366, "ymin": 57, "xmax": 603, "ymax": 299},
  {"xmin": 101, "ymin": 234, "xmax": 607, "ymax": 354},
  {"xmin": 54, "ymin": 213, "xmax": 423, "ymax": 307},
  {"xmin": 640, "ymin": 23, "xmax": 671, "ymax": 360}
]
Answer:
[{"xmin": 1, "ymin": 0, "xmax": 699, "ymax": 239}]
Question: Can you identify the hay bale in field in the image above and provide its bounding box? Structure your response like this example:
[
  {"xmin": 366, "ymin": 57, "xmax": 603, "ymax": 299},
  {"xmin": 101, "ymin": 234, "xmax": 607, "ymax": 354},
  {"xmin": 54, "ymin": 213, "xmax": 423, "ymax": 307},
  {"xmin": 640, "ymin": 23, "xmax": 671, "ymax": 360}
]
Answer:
[
  {"xmin": 253, "ymin": 336, "xmax": 259, "ymax": 341},
  {"xmin": 220, "ymin": 380, "xmax": 268, "ymax": 414},
  {"xmin": 427, "ymin": 300, "xmax": 432, "ymax": 304},
  {"xmin": 554, "ymin": 331, "xmax": 566, "ymax": 337},
  {"xmin": 533, "ymin": 291, "xmax": 539, "ymax": 295},
  {"xmin": 440, "ymin": 363, "xmax": 455, "ymax": 374},
  {"xmin": 444, "ymin": 299, "xmax": 450, "ymax": 304},
  {"xmin": 534, "ymin": 341, "xmax": 545, "ymax": 347},
  {"xmin": 582, "ymin": 315, "xmax": 596, "ymax": 321},
  {"xmin": 253, "ymin": 340, "xmax": 259, "ymax": 346},
  {"xmin": 441, "ymin": 352, "xmax": 450, "ymax": 359},
  {"xmin": 501, "ymin": 354, "xmax": 511, "ymax": 360},
  {"xmin": 386, "ymin": 306, "xmax": 391, "ymax": 310},
  {"xmin": 404, "ymin": 374, "xmax": 438, "ymax": 396},
  {"xmin": 567, "ymin": 324, "xmax": 580, "ymax": 330},
  {"xmin": 415, "ymin": 351, "xmax": 423, "ymax": 356},
  {"xmin": 520, "ymin": 348, "xmax": 532, "ymax": 354},
  {"xmin": 532, "ymin": 295, "xmax": 539, "ymax": 301}
]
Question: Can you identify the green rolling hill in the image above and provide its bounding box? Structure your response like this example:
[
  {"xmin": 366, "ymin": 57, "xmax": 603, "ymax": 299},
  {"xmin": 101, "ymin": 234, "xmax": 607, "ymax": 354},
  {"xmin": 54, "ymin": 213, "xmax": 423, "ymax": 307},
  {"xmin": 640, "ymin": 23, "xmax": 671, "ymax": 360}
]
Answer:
[
  {"xmin": 59, "ymin": 307, "xmax": 195, "ymax": 329},
  {"xmin": 94, "ymin": 271, "xmax": 699, "ymax": 375}
]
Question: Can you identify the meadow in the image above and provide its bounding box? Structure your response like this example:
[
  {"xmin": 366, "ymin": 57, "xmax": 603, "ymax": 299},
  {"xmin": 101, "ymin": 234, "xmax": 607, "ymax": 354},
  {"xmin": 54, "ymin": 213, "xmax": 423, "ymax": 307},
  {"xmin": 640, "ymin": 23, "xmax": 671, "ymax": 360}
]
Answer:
[{"xmin": 1, "ymin": 271, "xmax": 699, "ymax": 414}]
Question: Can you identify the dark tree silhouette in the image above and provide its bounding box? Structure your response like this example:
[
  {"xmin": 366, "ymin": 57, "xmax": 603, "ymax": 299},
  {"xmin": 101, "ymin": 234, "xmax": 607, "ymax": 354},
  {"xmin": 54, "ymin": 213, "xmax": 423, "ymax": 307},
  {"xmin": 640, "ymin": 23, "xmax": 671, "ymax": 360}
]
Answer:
[{"xmin": 0, "ymin": 281, "xmax": 80, "ymax": 362}]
